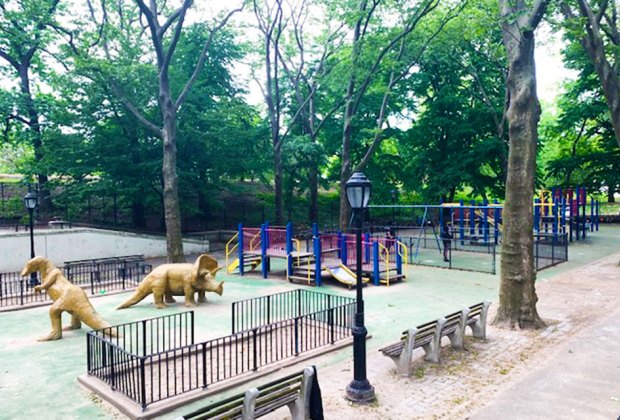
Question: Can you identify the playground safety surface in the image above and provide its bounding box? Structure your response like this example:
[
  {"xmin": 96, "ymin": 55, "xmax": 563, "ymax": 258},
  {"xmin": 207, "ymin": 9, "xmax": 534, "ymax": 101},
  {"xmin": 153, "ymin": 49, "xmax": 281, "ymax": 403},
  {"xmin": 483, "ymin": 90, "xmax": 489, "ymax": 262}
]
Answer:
[{"xmin": 0, "ymin": 225, "xmax": 618, "ymax": 419}]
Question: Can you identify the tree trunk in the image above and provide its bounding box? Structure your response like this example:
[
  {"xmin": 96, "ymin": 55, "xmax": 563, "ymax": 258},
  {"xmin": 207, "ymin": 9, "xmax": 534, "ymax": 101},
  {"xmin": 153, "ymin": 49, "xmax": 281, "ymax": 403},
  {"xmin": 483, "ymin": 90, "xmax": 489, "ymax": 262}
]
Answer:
[
  {"xmin": 339, "ymin": 115, "xmax": 353, "ymax": 230},
  {"xmin": 160, "ymin": 86, "xmax": 185, "ymax": 263},
  {"xmin": 131, "ymin": 198, "xmax": 146, "ymax": 228},
  {"xmin": 274, "ymin": 141, "xmax": 283, "ymax": 225},
  {"xmin": 309, "ymin": 164, "xmax": 319, "ymax": 224},
  {"xmin": 494, "ymin": 0, "xmax": 548, "ymax": 330},
  {"xmin": 609, "ymin": 187, "xmax": 616, "ymax": 203},
  {"xmin": 18, "ymin": 65, "xmax": 52, "ymax": 213}
]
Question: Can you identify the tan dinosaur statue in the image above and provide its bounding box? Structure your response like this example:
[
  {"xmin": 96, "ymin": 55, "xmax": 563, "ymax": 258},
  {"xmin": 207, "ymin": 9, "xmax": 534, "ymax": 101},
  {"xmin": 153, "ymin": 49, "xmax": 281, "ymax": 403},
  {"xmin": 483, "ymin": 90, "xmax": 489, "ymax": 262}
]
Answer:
[
  {"xmin": 21, "ymin": 256, "xmax": 117, "ymax": 341},
  {"xmin": 117, "ymin": 254, "xmax": 224, "ymax": 309}
]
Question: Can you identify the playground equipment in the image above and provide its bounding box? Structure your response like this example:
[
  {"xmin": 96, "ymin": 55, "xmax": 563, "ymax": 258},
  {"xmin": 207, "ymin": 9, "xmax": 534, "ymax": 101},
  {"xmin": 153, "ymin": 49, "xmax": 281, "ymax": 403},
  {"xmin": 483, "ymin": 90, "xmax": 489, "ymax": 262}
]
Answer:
[
  {"xmin": 534, "ymin": 186, "xmax": 600, "ymax": 242},
  {"xmin": 225, "ymin": 223, "xmax": 407, "ymax": 287}
]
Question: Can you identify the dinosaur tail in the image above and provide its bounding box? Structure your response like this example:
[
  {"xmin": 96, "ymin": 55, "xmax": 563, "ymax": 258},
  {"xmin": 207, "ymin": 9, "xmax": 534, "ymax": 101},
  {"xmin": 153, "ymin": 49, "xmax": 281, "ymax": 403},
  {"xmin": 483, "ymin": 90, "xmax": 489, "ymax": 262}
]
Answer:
[
  {"xmin": 81, "ymin": 310, "xmax": 119, "ymax": 337},
  {"xmin": 117, "ymin": 278, "xmax": 153, "ymax": 309}
]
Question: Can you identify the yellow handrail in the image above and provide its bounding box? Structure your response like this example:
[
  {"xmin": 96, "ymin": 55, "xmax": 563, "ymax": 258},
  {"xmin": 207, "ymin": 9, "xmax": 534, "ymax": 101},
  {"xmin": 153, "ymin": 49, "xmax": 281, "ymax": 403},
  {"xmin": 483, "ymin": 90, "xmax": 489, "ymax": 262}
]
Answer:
[
  {"xmin": 225, "ymin": 232, "xmax": 239, "ymax": 273},
  {"xmin": 397, "ymin": 241, "xmax": 408, "ymax": 266},
  {"xmin": 377, "ymin": 242, "xmax": 390, "ymax": 286},
  {"xmin": 249, "ymin": 230, "xmax": 261, "ymax": 251}
]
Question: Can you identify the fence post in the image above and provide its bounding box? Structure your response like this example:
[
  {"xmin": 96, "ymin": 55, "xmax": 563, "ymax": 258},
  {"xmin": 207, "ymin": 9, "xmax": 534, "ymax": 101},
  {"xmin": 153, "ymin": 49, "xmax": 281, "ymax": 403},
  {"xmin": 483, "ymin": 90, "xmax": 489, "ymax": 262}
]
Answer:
[
  {"xmin": 202, "ymin": 343, "xmax": 207, "ymax": 388},
  {"xmin": 297, "ymin": 289, "xmax": 302, "ymax": 318},
  {"xmin": 232, "ymin": 302, "xmax": 236, "ymax": 334},
  {"xmin": 90, "ymin": 272, "xmax": 95, "ymax": 295},
  {"xmin": 190, "ymin": 311, "xmax": 195, "ymax": 345},
  {"xmin": 122, "ymin": 261, "xmax": 126, "ymax": 290},
  {"xmin": 329, "ymin": 308, "xmax": 335, "ymax": 344},
  {"xmin": 294, "ymin": 318, "xmax": 299, "ymax": 356},
  {"xmin": 86, "ymin": 334, "xmax": 92, "ymax": 372},
  {"xmin": 110, "ymin": 347, "xmax": 116, "ymax": 390},
  {"xmin": 20, "ymin": 279, "xmax": 24, "ymax": 306},
  {"xmin": 0, "ymin": 273, "xmax": 3, "ymax": 299},
  {"xmin": 140, "ymin": 358, "xmax": 147, "ymax": 410},
  {"xmin": 142, "ymin": 320, "xmax": 147, "ymax": 357},
  {"xmin": 252, "ymin": 329, "xmax": 258, "ymax": 371},
  {"xmin": 267, "ymin": 295, "xmax": 271, "ymax": 325}
]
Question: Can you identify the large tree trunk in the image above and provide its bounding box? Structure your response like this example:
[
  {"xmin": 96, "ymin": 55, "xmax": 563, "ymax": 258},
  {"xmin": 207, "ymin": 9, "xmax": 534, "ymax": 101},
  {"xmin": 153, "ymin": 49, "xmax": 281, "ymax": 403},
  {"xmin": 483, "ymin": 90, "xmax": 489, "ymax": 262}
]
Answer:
[
  {"xmin": 18, "ymin": 65, "xmax": 52, "ymax": 213},
  {"xmin": 339, "ymin": 117, "xmax": 353, "ymax": 230},
  {"xmin": 309, "ymin": 164, "xmax": 319, "ymax": 224},
  {"xmin": 274, "ymin": 140, "xmax": 283, "ymax": 225},
  {"xmin": 494, "ymin": 0, "xmax": 548, "ymax": 330},
  {"xmin": 160, "ymin": 85, "xmax": 185, "ymax": 263}
]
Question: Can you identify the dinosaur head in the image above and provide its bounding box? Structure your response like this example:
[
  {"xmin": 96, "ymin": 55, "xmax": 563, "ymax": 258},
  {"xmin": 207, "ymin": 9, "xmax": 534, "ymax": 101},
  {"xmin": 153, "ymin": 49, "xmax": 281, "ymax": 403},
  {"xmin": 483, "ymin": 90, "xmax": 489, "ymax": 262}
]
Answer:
[{"xmin": 21, "ymin": 256, "xmax": 50, "ymax": 277}]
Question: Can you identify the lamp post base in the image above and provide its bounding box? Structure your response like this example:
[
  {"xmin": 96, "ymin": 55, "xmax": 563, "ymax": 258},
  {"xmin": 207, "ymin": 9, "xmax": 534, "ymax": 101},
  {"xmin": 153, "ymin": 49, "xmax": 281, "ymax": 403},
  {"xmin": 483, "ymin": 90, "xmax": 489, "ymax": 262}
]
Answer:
[{"xmin": 345, "ymin": 379, "xmax": 375, "ymax": 403}]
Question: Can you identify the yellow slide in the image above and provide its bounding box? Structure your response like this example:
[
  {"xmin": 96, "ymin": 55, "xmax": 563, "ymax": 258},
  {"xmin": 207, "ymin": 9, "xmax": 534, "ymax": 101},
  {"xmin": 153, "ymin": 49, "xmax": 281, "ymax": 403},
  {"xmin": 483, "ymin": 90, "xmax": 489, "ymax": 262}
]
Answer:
[
  {"xmin": 227, "ymin": 257, "xmax": 261, "ymax": 274},
  {"xmin": 474, "ymin": 209, "xmax": 502, "ymax": 232},
  {"xmin": 325, "ymin": 264, "xmax": 369, "ymax": 289}
]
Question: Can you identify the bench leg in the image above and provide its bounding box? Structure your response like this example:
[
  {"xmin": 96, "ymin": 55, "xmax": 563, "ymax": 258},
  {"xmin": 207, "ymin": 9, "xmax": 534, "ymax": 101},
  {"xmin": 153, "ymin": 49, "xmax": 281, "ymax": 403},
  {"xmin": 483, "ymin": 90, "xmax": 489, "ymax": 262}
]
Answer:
[
  {"xmin": 447, "ymin": 309, "xmax": 470, "ymax": 350},
  {"xmin": 423, "ymin": 318, "xmax": 446, "ymax": 363},
  {"xmin": 469, "ymin": 301, "xmax": 491, "ymax": 340},
  {"xmin": 398, "ymin": 329, "xmax": 418, "ymax": 376},
  {"xmin": 242, "ymin": 387, "xmax": 259, "ymax": 420},
  {"xmin": 288, "ymin": 367, "xmax": 314, "ymax": 420}
]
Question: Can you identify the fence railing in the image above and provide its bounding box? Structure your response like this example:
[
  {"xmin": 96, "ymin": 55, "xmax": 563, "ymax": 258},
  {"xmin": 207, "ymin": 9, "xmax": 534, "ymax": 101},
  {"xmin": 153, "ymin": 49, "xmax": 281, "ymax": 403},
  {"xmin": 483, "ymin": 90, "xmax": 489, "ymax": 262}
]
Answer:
[
  {"xmin": 0, "ymin": 256, "xmax": 151, "ymax": 309},
  {"xmin": 534, "ymin": 232, "xmax": 568, "ymax": 270},
  {"xmin": 231, "ymin": 288, "xmax": 355, "ymax": 333},
  {"xmin": 86, "ymin": 291, "xmax": 355, "ymax": 409}
]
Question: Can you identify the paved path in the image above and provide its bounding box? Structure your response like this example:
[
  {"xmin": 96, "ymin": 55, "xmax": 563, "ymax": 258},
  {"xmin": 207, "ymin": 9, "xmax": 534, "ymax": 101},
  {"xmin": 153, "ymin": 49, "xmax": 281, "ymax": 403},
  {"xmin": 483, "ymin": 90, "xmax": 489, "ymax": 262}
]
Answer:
[{"xmin": 471, "ymin": 307, "xmax": 620, "ymax": 420}]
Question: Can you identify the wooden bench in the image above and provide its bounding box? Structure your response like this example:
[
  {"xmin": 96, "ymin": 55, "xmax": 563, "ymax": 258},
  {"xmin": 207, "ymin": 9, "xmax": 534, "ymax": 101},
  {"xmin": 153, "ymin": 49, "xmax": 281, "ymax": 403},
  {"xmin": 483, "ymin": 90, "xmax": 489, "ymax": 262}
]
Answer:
[
  {"xmin": 379, "ymin": 301, "xmax": 491, "ymax": 376},
  {"xmin": 178, "ymin": 366, "xmax": 315, "ymax": 420}
]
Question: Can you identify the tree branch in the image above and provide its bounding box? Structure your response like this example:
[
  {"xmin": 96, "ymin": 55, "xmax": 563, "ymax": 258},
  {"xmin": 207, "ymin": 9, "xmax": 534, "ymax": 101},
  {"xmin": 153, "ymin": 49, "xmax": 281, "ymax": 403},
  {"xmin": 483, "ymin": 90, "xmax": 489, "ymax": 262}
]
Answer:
[
  {"xmin": 175, "ymin": 4, "xmax": 244, "ymax": 110},
  {"xmin": 109, "ymin": 82, "xmax": 162, "ymax": 136}
]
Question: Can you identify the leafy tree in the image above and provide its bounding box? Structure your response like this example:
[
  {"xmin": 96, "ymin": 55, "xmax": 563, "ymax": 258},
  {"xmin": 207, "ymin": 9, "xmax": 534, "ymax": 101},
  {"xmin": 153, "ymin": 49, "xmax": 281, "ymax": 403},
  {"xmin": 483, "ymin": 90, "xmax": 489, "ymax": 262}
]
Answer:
[
  {"xmin": 495, "ymin": 0, "xmax": 551, "ymax": 329},
  {"xmin": 0, "ymin": 0, "xmax": 63, "ymax": 211}
]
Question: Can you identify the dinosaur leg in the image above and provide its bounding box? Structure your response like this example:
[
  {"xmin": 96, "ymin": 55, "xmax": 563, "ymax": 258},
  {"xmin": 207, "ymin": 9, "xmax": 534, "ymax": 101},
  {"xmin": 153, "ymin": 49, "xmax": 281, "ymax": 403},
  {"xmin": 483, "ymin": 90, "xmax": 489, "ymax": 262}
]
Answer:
[
  {"xmin": 197, "ymin": 291, "xmax": 207, "ymax": 304},
  {"xmin": 153, "ymin": 289, "xmax": 168, "ymax": 309},
  {"xmin": 165, "ymin": 292, "xmax": 177, "ymax": 303},
  {"xmin": 63, "ymin": 314, "xmax": 82, "ymax": 331},
  {"xmin": 184, "ymin": 285, "xmax": 196, "ymax": 308},
  {"xmin": 39, "ymin": 303, "xmax": 63, "ymax": 341}
]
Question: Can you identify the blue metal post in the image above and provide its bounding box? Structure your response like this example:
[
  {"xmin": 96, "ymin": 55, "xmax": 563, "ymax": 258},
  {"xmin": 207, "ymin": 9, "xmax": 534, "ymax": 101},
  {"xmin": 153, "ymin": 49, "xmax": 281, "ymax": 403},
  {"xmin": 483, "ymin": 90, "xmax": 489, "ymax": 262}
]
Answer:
[
  {"xmin": 596, "ymin": 200, "xmax": 600, "ymax": 231},
  {"xmin": 261, "ymin": 224, "xmax": 268, "ymax": 278},
  {"xmin": 313, "ymin": 232, "xmax": 322, "ymax": 286},
  {"xmin": 470, "ymin": 200, "xmax": 475, "ymax": 238},
  {"xmin": 483, "ymin": 200, "xmax": 489, "ymax": 243},
  {"xmin": 372, "ymin": 242, "xmax": 380, "ymax": 286},
  {"xmin": 238, "ymin": 223, "xmax": 245, "ymax": 276},
  {"xmin": 364, "ymin": 233, "xmax": 370, "ymax": 264},
  {"xmin": 582, "ymin": 187, "xmax": 587, "ymax": 239},
  {"xmin": 459, "ymin": 199, "xmax": 465, "ymax": 244},
  {"xmin": 575, "ymin": 187, "xmax": 581, "ymax": 241},
  {"xmin": 590, "ymin": 197, "xmax": 594, "ymax": 232},
  {"xmin": 494, "ymin": 199, "xmax": 500, "ymax": 245},
  {"xmin": 561, "ymin": 197, "xmax": 566, "ymax": 234}
]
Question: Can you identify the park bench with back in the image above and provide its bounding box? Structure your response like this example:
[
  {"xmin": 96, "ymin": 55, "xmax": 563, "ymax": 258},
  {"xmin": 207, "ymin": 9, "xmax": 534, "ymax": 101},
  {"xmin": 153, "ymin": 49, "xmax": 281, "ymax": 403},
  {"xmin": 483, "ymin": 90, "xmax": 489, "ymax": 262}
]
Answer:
[
  {"xmin": 379, "ymin": 301, "xmax": 491, "ymax": 376},
  {"xmin": 178, "ymin": 366, "xmax": 315, "ymax": 420}
]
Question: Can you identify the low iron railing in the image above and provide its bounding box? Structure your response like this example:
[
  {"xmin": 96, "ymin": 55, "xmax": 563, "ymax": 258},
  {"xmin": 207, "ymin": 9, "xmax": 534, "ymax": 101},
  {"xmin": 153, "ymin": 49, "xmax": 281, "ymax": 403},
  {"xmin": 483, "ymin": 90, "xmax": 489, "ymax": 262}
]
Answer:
[
  {"xmin": 86, "ymin": 291, "xmax": 355, "ymax": 409},
  {"xmin": 0, "ymin": 256, "xmax": 151, "ymax": 308},
  {"xmin": 231, "ymin": 288, "xmax": 355, "ymax": 333}
]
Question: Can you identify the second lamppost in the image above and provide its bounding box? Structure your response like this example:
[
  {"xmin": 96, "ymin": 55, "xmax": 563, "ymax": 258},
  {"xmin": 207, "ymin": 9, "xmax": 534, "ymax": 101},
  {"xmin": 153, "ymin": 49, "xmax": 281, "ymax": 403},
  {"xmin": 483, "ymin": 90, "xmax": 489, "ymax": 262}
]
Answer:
[
  {"xmin": 345, "ymin": 172, "xmax": 375, "ymax": 403},
  {"xmin": 24, "ymin": 191, "xmax": 38, "ymax": 286}
]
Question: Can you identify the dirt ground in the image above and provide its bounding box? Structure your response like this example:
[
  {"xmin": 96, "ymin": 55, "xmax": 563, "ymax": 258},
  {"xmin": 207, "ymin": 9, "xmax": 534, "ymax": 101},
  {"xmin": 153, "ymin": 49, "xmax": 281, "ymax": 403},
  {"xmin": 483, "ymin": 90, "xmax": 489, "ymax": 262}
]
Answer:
[{"xmin": 305, "ymin": 252, "xmax": 620, "ymax": 419}]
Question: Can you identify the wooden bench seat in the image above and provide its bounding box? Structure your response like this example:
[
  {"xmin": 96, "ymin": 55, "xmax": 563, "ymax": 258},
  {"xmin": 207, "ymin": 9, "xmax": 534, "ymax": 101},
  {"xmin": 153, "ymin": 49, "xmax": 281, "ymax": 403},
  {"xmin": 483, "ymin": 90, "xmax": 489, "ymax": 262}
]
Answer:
[
  {"xmin": 379, "ymin": 301, "xmax": 491, "ymax": 376},
  {"xmin": 178, "ymin": 367, "xmax": 315, "ymax": 420}
]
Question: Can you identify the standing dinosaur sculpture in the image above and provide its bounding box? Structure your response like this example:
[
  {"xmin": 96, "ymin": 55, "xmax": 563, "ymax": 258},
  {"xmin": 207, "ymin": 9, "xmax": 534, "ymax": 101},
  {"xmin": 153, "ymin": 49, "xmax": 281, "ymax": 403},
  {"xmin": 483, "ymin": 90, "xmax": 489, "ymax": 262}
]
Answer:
[
  {"xmin": 21, "ymin": 256, "xmax": 117, "ymax": 341},
  {"xmin": 117, "ymin": 254, "xmax": 224, "ymax": 309}
]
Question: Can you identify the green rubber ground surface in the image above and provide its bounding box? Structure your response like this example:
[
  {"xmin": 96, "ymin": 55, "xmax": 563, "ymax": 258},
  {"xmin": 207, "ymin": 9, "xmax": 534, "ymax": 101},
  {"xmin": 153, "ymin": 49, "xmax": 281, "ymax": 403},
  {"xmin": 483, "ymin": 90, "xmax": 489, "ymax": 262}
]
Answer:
[{"xmin": 0, "ymin": 225, "xmax": 617, "ymax": 419}]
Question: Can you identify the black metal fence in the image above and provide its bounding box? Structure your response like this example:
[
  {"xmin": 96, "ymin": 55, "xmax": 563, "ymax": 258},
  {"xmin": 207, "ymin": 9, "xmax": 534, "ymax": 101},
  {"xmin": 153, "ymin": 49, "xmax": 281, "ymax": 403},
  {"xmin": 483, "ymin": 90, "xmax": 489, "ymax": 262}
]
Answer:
[
  {"xmin": 231, "ymin": 289, "xmax": 355, "ymax": 333},
  {"xmin": 534, "ymin": 233, "xmax": 569, "ymax": 270},
  {"xmin": 0, "ymin": 256, "xmax": 151, "ymax": 309},
  {"xmin": 86, "ymin": 291, "xmax": 355, "ymax": 409}
]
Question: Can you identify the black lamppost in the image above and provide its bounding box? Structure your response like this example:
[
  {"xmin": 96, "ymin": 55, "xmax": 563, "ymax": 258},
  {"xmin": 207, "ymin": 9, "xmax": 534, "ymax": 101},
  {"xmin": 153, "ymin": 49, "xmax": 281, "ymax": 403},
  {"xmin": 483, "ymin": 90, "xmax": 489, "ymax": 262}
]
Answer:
[
  {"xmin": 24, "ymin": 191, "xmax": 38, "ymax": 286},
  {"xmin": 345, "ymin": 172, "xmax": 375, "ymax": 403}
]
